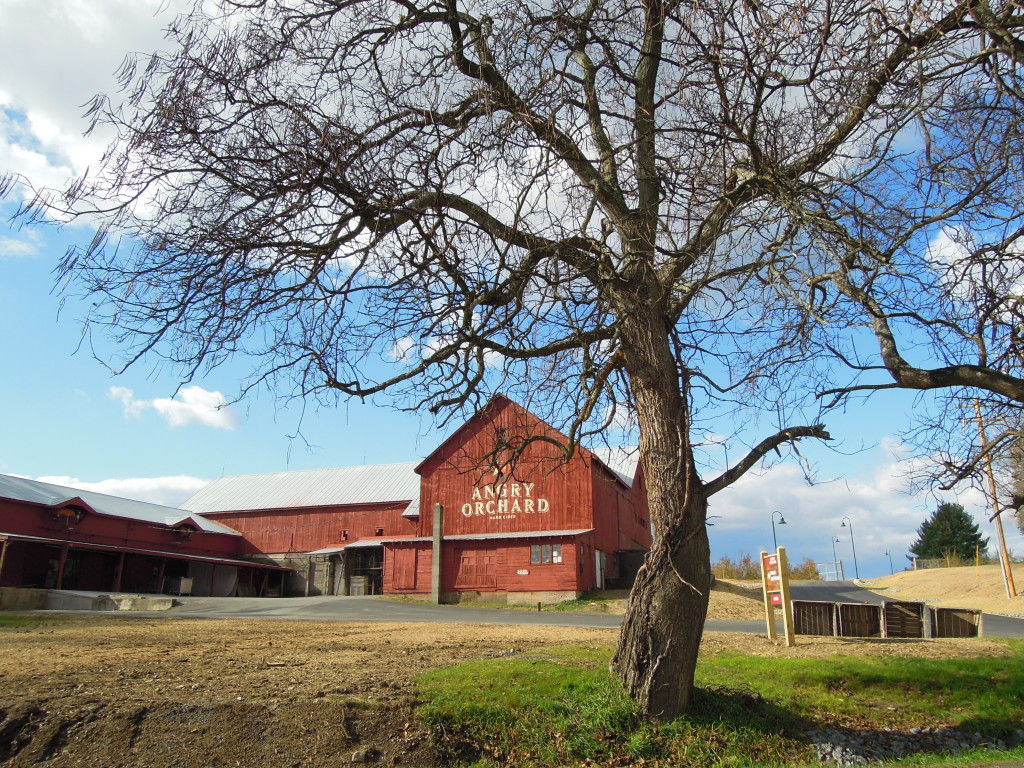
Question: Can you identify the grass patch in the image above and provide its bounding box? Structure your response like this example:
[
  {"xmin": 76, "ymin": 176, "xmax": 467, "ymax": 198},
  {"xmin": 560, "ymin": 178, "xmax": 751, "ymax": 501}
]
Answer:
[
  {"xmin": 415, "ymin": 641, "xmax": 1024, "ymax": 767},
  {"xmin": 696, "ymin": 646, "xmax": 1024, "ymax": 730},
  {"xmin": 0, "ymin": 613, "xmax": 75, "ymax": 630}
]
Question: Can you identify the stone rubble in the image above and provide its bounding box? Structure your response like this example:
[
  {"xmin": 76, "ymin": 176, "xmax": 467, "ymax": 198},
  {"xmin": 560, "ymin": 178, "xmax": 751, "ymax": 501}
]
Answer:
[{"xmin": 806, "ymin": 725, "xmax": 1024, "ymax": 766}]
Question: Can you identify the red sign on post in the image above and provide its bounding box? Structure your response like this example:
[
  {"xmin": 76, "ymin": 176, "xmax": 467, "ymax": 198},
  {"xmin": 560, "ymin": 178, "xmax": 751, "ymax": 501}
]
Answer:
[
  {"xmin": 763, "ymin": 553, "xmax": 781, "ymax": 591},
  {"xmin": 761, "ymin": 547, "xmax": 795, "ymax": 647}
]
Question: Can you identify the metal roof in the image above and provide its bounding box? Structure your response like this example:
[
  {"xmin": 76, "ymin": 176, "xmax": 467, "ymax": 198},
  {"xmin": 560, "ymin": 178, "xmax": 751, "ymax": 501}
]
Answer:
[
  {"xmin": 308, "ymin": 529, "xmax": 594, "ymax": 553},
  {"xmin": 180, "ymin": 461, "xmax": 421, "ymax": 514},
  {"xmin": 589, "ymin": 446, "xmax": 640, "ymax": 487},
  {"xmin": 0, "ymin": 474, "xmax": 239, "ymax": 535}
]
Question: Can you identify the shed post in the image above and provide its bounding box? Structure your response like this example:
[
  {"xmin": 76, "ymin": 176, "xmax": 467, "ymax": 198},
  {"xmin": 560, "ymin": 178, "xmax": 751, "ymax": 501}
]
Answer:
[
  {"xmin": 431, "ymin": 503, "xmax": 444, "ymax": 604},
  {"xmin": 0, "ymin": 536, "xmax": 8, "ymax": 586},
  {"xmin": 113, "ymin": 552, "xmax": 125, "ymax": 592},
  {"xmin": 56, "ymin": 543, "xmax": 69, "ymax": 590}
]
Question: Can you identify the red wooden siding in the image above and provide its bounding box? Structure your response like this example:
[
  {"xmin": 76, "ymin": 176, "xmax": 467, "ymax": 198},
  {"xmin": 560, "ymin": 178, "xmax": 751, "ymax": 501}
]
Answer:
[
  {"xmin": 202, "ymin": 502, "xmax": 416, "ymax": 553},
  {"xmin": 383, "ymin": 541, "xmax": 432, "ymax": 593},
  {"xmin": 436, "ymin": 535, "xmax": 587, "ymax": 594},
  {"xmin": 591, "ymin": 467, "xmax": 651, "ymax": 554},
  {"xmin": 389, "ymin": 546, "xmax": 418, "ymax": 589},
  {"xmin": 417, "ymin": 397, "xmax": 601, "ymax": 538}
]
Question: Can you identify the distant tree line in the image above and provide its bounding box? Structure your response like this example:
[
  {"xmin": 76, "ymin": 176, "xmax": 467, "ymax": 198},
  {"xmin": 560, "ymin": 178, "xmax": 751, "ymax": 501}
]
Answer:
[{"xmin": 712, "ymin": 553, "xmax": 820, "ymax": 581}]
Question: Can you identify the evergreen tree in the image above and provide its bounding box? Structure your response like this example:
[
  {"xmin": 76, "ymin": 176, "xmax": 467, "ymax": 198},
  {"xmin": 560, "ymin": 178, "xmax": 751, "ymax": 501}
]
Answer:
[{"xmin": 909, "ymin": 503, "xmax": 989, "ymax": 562}]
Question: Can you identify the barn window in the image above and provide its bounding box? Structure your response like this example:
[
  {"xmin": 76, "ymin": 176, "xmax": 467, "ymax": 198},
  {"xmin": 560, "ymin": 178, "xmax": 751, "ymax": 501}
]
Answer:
[
  {"xmin": 375, "ymin": 527, "xmax": 384, "ymax": 536},
  {"xmin": 530, "ymin": 543, "xmax": 562, "ymax": 565}
]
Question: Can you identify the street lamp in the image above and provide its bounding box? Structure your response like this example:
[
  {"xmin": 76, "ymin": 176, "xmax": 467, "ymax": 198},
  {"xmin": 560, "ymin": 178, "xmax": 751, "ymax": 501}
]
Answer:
[
  {"xmin": 831, "ymin": 536, "xmax": 840, "ymax": 564},
  {"xmin": 840, "ymin": 516, "xmax": 860, "ymax": 579},
  {"xmin": 885, "ymin": 549, "xmax": 894, "ymax": 575},
  {"xmin": 771, "ymin": 510, "xmax": 787, "ymax": 551}
]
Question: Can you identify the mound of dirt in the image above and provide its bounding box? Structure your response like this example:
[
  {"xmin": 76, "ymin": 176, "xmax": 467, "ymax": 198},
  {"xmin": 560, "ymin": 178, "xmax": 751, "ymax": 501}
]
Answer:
[
  {"xmin": 861, "ymin": 564, "xmax": 1024, "ymax": 616},
  {"xmin": 0, "ymin": 619, "xmax": 616, "ymax": 768},
  {"xmin": 578, "ymin": 579, "xmax": 765, "ymax": 621}
]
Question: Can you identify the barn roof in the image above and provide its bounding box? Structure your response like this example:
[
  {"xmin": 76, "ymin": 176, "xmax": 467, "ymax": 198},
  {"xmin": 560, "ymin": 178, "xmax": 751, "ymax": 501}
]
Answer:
[
  {"xmin": 588, "ymin": 446, "xmax": 640, "ymax": 487},
  {"xmin": 0, "ymin": 473, "xmax": 239, "ymax": 535},
  {"xmin": 181, "ymin": 461, "xmax": 421, "ymax": 514}
]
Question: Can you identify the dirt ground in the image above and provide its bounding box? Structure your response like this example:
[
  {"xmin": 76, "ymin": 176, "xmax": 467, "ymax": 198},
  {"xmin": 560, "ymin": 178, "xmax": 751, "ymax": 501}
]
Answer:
[
  {"xmin": 0, "ymin": 617, "xmax": 1010, "ymax": 768},
  {"xmin": 575, "ymin": 577, "xmax": 766, "ymax": 620},
  {"xmin": 0, "ymin": 568, "xmax": 1019, "ymax": 767}
]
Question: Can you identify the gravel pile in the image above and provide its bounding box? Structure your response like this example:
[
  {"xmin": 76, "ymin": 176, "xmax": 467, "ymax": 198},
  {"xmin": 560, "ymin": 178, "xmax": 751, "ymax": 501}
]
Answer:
[{"xmin": 806, "ymin": 725, "xmax": 1024, "ymax": 766}]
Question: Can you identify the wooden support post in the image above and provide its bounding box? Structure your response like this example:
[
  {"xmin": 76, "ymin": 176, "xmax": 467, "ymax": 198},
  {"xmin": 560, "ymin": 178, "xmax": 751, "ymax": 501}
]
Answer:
[
  {"xmin": 431, "ymin": 503, "xmax": 444, "ymax": 604},
  {"xmin": 56, "ymin": 544, "xmax": 69, "ymax": 590},
  {"xmin": 778, "ymin": 546, "xmax": 796, "ymax": 647},
  {"xmin": 0, "ymin": 536, "xmax": 9, "ymax": 587},
  {"xmin": 113, "ymin": 552, "xmax": 125, "ymax": 592},
  {"xmin": 760, "ymin": 550, "xmax": 778, "ymax": 642}
]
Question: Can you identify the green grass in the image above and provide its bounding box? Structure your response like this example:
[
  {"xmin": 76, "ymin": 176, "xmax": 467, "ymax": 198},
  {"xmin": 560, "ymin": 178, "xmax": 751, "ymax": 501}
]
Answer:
[
  {"xmin": 697, "ymin": 650, "xmax": 1024, "ymax": 730},
  {"xmin": 0, "ymin": 612, "xmax": 75, "ymax": 629},
  {"xmin": 414, "ymin": 641, "xmax": 1024, "ymax": 767}
]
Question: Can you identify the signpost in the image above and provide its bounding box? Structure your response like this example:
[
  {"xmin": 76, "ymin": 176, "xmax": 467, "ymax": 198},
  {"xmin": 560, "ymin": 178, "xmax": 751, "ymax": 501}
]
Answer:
[{"xmin": 761, "ymin": 547, "xmax": 795, "ymax": 646}]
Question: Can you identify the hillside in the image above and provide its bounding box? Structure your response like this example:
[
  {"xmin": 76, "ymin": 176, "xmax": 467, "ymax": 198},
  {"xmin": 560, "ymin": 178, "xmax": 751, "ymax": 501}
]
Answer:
[{"xmin": 861, "ymin": 564, "xmax": 1024, "ymax": 617}]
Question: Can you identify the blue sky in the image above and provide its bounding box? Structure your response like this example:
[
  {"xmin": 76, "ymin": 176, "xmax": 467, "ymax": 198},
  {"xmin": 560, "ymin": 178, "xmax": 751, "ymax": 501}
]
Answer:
[{"xmin": 2, "ymin": 0, "xmax": 1022, "ymax": 581}]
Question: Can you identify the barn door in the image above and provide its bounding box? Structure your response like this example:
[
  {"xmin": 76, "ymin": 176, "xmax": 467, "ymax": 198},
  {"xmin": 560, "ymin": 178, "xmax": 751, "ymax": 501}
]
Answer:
[
  {"xmin": 391, "ymin": 548, "xmax": 418, "ymax": 590},
  {"xmin": 454, "ymin": 548, "xmax": 496, "ymax": 588}
]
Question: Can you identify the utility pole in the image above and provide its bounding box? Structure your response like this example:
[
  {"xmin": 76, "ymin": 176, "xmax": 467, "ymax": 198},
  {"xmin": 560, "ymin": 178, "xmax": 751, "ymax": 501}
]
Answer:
[{"xmin": 974, "ymin": 400, "xmax": 1017, "ymax": 599}]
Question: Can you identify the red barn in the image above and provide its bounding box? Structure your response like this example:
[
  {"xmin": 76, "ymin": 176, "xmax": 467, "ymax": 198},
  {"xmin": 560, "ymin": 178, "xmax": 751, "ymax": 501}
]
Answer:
[
  {"xmin": 0, "ymin": 475, "xmax": 286, "ymax": 598},
  {"xmin": 185, "ymin": 396, "xmax": 651, "ymax": 603}
]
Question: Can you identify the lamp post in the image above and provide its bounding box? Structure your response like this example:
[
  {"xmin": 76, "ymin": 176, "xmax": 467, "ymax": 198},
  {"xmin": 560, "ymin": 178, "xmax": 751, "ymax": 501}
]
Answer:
[
  {"xmin": 771, "ymin": 510, "xmax": 787, "ymax": 551},
  {"xmin": 831, "ymin": 536, "xmax": 840, "ymax": 565},
  {"xmin": 885, "ymin": 549, "xmax": 894, "ymax": 575},
  {"xmin": 840, "ymin": 516, "xmax": 860, "ymax": 579}
]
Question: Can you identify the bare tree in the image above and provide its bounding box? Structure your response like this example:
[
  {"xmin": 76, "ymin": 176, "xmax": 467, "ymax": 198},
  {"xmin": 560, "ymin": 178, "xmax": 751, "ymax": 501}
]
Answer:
[
  {"xmin": 788, "ymin": 5, "xmax": 1024, "ymax": 491},
  {"xmin": 9, "ymin": 0, "xmax": 1022, "ymax": 719}
]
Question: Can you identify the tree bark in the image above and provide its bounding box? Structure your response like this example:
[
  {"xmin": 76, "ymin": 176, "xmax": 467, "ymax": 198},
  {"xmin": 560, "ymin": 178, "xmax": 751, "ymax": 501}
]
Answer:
[
  {"xmin": 610, "ymin": 304, "xmax": 711, "ymax": 721},
  {"xmin": 611, "ymin": 496, "xmax": 711, "ymax": 720}
]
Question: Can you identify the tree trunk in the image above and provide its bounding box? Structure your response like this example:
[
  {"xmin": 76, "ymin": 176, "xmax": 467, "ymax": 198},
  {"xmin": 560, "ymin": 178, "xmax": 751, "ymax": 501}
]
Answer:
[
  {"xmin": 611, "ymin": 305, "xmax": 711, "ymax": 721},
  {"xmin": 611, "ymin": 502, "xmax": 711, "ymax": 720}
]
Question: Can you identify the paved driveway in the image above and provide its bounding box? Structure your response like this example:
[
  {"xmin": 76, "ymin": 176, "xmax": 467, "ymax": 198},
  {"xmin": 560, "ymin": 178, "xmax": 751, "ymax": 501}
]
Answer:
[{"xmin": 133, "ymin": 582, "xmax": 1024, "ymax": 638}]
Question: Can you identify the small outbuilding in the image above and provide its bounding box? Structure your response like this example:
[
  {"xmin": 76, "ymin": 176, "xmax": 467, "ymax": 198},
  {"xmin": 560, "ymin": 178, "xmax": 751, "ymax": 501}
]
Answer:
[{"xmin": 0, "ymin": 474, "xmax": 286, "ymax": 597}]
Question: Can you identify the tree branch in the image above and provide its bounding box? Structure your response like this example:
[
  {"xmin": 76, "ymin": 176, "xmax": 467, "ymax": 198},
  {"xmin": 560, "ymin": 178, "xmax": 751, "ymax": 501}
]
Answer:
[{"xmin": 704, "ymin": 425, "xmax": 832, "ymax": 497}]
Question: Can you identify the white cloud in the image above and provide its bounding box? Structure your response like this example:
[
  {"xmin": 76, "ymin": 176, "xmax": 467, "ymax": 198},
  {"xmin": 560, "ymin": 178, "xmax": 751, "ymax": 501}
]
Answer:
[
  {"xmin": 35, "ymin": 474, "xmax": 208, "ymax": 507},
  {"xmin": 602, "ymin": 401, "xmax": 638, "ymax": 433},
  {"xmin": 0, "ymin": 0, "xmax": 180, "ymax": 194},
  {"xmin": 390, "ymin": 336, "xmax": 416, "ymax": 363},
  {"xmin": 109, "ymin": 385, "xmax": 237, "ymax": 430},
  {"xmin": 925, "ymin": 226, "xmax": 971, "ymax": 266},
  {"xmin": 0, "ymin": 232, "xmax": 40, "ymax": 258},
  {"xmin": 705, "ymin": 448, "xmax": 1024, "ymax": 577}
]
